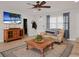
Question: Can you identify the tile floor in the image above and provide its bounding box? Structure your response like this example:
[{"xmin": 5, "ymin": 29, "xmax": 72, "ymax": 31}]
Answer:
[{"xmin": 0, "ymin": 36, "xmax": 33, "ymax": 52}]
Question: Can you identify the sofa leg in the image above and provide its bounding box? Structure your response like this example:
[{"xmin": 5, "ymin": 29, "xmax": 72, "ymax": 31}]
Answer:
[
  {"xmin": 58, "ymin": 42, "xmax": 61, "ymax": 45},
  {"xmin": 61, "ymin": 41, "xmax": 63, "ymax": 43},
  {"xmin": 54, "ymin": 41, "xmax": 63, "ymax": 45},
  {"xmin": 54, "ymin": 42, "xmax": 61, "ymax": 45}
]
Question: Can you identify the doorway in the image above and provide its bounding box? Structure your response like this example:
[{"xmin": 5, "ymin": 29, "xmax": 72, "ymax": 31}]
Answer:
[
  {"xmin": 63, "ymin": 12, "xmax": 70, "ymax": 39},
  {"xmin": 23, "ymin": 19, "xmax": 28, "ymax": 35}
]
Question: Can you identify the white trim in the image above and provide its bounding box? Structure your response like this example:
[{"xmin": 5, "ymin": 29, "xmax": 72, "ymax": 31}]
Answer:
[{"xmin": 67, "ymin": 38, "xmax": 76, "ymax": 41}]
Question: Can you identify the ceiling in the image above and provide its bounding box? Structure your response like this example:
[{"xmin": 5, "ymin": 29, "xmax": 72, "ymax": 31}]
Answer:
[{"xmin": 0, "ymin": 1, "xmax": 79, "ymax": 14}]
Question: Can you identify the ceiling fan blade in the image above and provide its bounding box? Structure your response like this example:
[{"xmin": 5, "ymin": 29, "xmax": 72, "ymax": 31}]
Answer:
[
  {"xmin": 36, "ymin": 1, "xmax": 40, "ymax": 4},
  {"xmin": 40, "ymin": 6, "xmax": 51, "ymax": 8},
  {"xmin": 26, "ymin": 3, "xmax": 35, "ymax": 6},
  {"xmin": 40, "ymin": 1, "xmax": 46, "ymax": 6},
  {"xmin": 35, "ymin": 1, "xmax": 40, "ymax": 7}
]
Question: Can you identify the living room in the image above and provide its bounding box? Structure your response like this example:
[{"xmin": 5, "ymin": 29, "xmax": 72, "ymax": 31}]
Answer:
[{"xmin": 0, "ymin": 1, "xmax": 79, "ymax": 57}]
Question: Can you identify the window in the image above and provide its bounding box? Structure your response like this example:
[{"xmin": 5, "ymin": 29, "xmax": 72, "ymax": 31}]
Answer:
[
  {"xmin": 49, "ymin": 15, "xmax": 63, "ymax": 29},
  {"xmin": 50, "ymin": 17, "xmax": 56, "ymax": 29}
]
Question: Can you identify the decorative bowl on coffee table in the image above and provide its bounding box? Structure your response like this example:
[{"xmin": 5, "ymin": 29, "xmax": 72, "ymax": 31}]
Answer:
[
  {"xmin": 34, "ymin": 39, "xmax": 44, "ymax": 44},
  {"xmin": 34, "ymin": 35, "xmax": 44, "ymax": 44}
]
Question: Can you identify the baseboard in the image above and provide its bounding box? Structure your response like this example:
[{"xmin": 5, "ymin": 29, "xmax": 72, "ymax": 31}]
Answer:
[{"xmin": 67, "ymin": 38, "xmax": 76, "ymax": 41}]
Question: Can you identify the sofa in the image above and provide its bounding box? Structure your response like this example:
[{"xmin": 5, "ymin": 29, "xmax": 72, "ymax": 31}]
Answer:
[{"xmin": 40, "ymin": 29, "xmax": 64, "ymax": 43}]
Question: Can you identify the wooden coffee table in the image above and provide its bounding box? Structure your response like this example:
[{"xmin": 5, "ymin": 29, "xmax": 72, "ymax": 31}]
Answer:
[{"xmin": 25, "ymin": 38, "xmax": 54, "ymax": 56}]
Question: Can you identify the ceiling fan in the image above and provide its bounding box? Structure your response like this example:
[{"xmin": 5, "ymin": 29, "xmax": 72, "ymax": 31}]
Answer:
[{"xmin": 27, "ymin": 1, "xmax": 51, "ymax": 11}]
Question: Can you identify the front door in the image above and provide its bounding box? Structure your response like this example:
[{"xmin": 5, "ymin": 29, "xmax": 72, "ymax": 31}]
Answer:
[{"xmin": 63, "ymin": 12, "xmax": 70, "ymax": 39}]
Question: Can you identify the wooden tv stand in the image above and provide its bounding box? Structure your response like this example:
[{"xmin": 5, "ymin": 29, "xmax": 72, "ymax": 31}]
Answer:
[{"xmin": 4, "ymin": 28, "xmax": 24, "ymax": 42}]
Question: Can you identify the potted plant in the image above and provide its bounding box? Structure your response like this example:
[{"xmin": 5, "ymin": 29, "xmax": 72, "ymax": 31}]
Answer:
[{"xmin": 34, "ymin": 35, "xmax": 44, "ymax": 43}]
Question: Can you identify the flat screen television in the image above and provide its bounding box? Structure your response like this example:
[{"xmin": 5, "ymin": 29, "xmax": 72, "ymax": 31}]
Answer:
[{"xmin": 3, "ymin": 12, "xmax": 21, "ymax": 24}]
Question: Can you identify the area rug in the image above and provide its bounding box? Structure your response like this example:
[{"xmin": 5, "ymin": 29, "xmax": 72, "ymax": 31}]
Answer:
[{"xmin": 1, "ymin": 43, "xmax": 71, "ymax": 57}]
